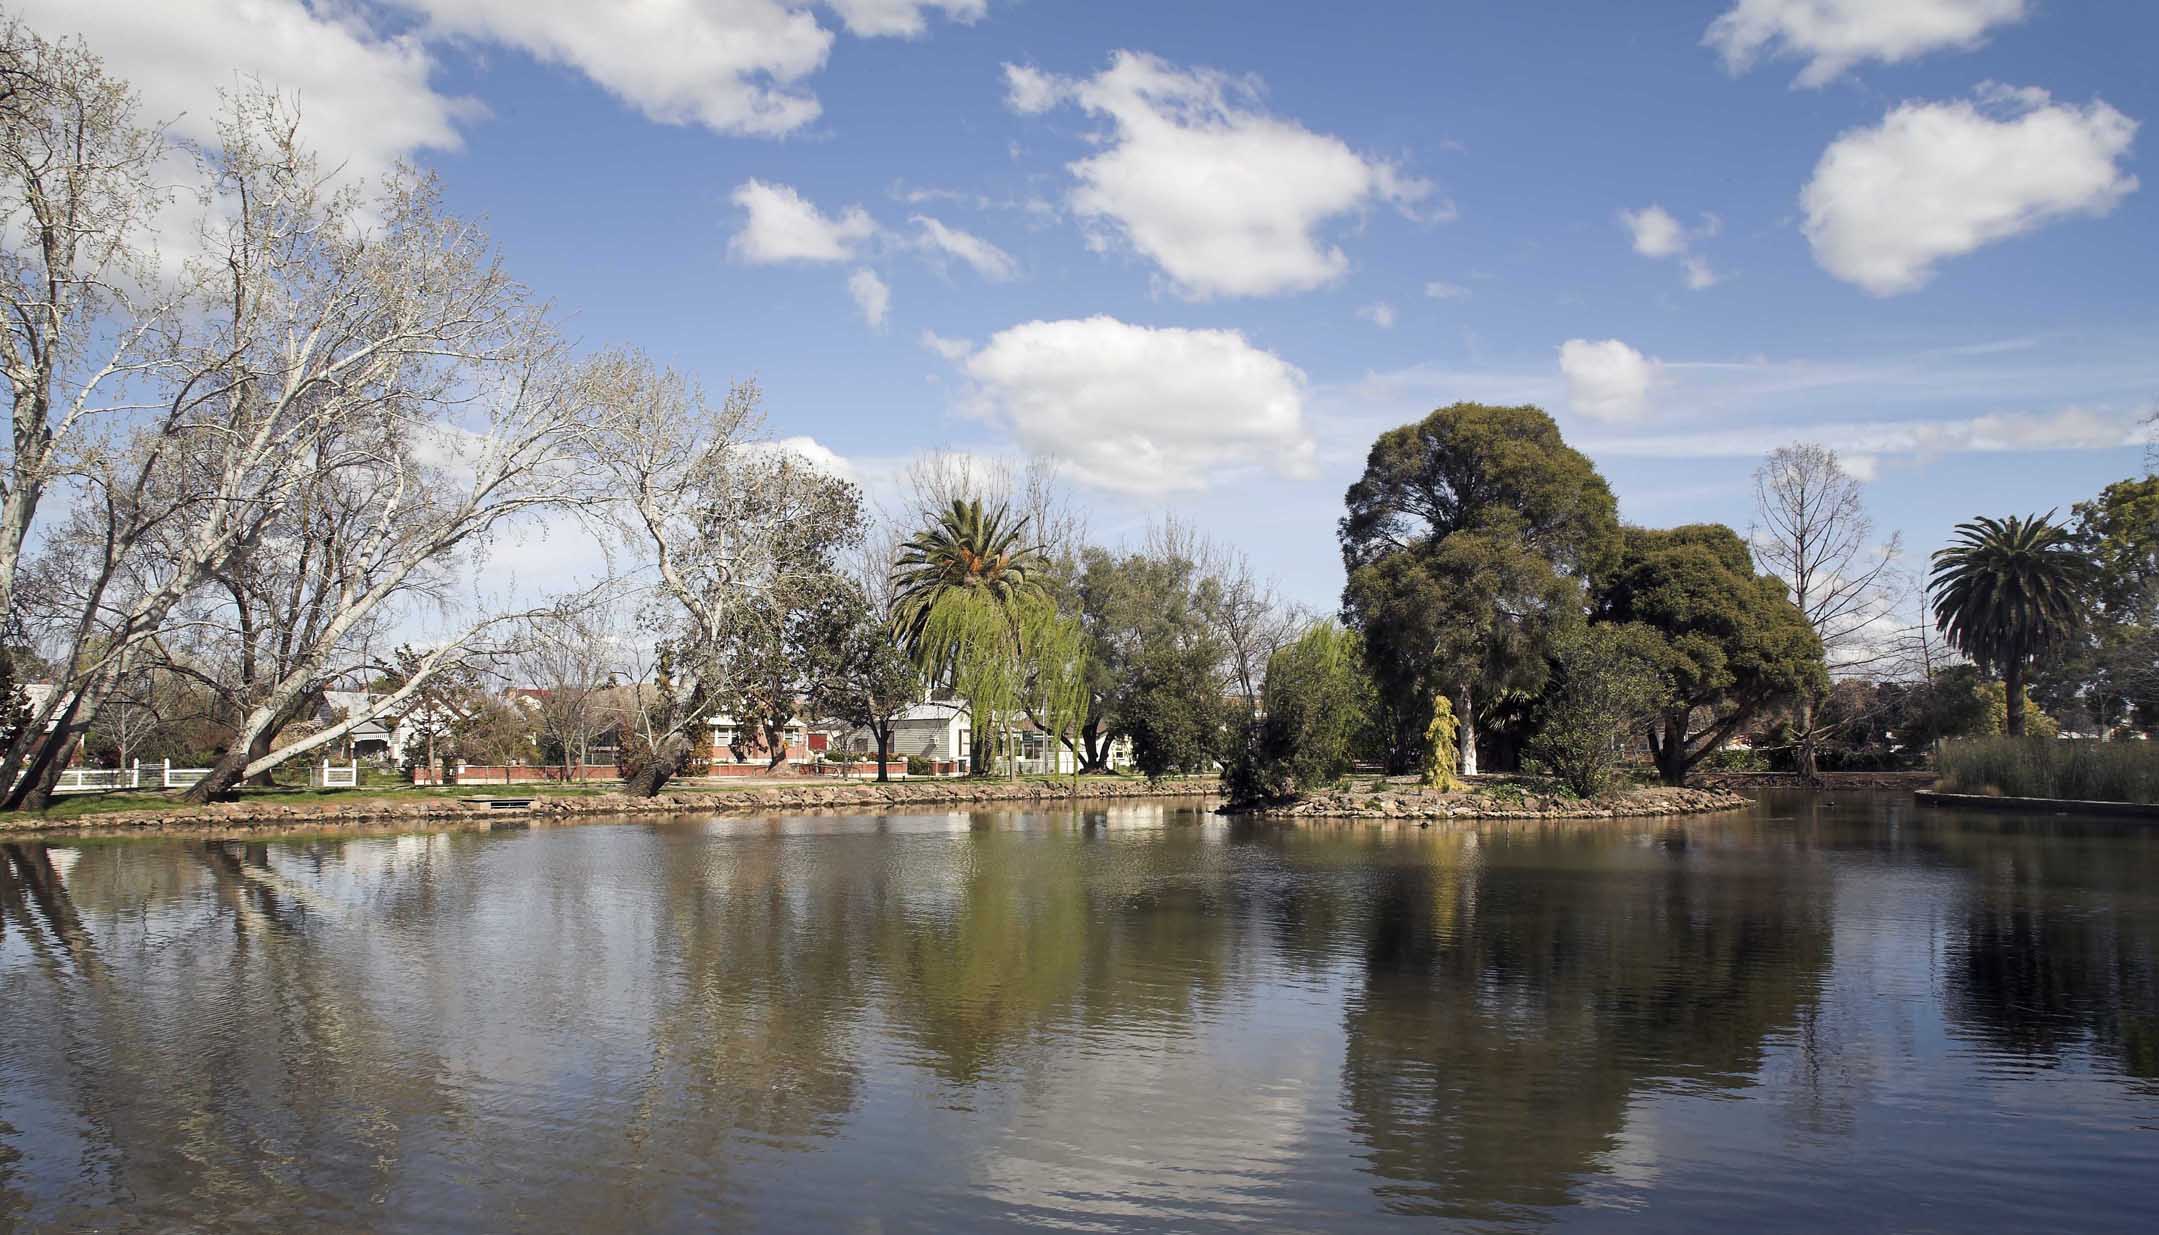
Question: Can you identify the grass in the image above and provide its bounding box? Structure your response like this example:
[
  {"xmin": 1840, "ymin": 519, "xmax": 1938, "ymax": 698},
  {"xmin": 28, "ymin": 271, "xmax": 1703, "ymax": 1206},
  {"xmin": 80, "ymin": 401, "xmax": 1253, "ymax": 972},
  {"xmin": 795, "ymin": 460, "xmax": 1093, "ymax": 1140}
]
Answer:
[
  {"xmin": 1935, "ymin": 737, "xmax": 2159, "ymax": 804},
  {"xmin": 4, "ymin": 770, "xmax": 1181, "ymax": 822}
]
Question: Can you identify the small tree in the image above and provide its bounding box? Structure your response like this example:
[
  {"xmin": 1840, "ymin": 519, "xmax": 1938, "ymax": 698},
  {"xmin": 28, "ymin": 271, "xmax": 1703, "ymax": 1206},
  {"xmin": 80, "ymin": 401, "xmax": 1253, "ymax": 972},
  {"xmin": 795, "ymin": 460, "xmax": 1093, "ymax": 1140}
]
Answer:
[
  {"xmin": 1225, "ymin": 621, "xmax": 1373, "ymax": 803},
  {"xmin": 805, "ymin": 582, "xmax": 921, "ymax": 782},
  {"xmin": 1527, "ymin": 625, "xmax": 1667, "ymax": 797},
  {"xmin": 1420, "ymin": 694, "xmax": 1459, "ymax": 791}
]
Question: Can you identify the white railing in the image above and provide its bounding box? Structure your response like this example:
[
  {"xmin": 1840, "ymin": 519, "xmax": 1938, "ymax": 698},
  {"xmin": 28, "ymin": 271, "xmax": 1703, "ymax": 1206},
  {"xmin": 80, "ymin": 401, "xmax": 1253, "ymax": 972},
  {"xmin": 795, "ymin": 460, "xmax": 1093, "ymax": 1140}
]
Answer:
[
  {"xmin": 53, "ymin": 763, "xmax": 144, "ymax": 794},
  {"xmin": 161, "ymin": 760, "xmax": 210, "ymax": 789},
  {"xmin": 318, "ymin": 759, "xmax": 358, "ymax": 788}
]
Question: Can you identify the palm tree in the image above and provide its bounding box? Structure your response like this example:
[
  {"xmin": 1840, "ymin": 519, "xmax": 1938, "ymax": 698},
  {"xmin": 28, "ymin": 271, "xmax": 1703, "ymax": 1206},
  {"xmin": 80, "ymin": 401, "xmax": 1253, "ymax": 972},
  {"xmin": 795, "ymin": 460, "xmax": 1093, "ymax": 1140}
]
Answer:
[
  {"xmin": 890, "ymin": 498, "xmax": 1045, "ymax": 660},
  {"xmin": 1929, "ymin": 513, "xmax": 2093, "ymax": 736}
]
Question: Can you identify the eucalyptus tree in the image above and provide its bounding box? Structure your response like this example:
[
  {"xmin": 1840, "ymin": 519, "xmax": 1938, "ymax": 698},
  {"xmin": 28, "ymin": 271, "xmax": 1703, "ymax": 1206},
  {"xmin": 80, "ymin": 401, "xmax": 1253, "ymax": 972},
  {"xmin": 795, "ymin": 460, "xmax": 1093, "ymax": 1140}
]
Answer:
[
  {"xmin": 1595, "ymin": 524, "xmax": 1825, "ymax": 785},
  {"xmin": 583, "ymin": 360, "xmax": 864, "ymax": 796},
  {"xmin": 1340, "ymin": 403, "xmax": 1620, "ymax": 775},
  {"xmin": 1929, "ymin": 513, "xmax": 2093, "ymax": 737}
]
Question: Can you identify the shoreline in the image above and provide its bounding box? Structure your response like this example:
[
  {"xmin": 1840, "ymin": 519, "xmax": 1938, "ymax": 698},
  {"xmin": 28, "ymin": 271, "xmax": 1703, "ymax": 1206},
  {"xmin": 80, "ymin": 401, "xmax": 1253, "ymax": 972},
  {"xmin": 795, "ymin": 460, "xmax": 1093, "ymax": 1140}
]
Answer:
[
  {"xmin": 0, "ymin": 777, "xmax": 1222, "ymax": 840},
  {"xmin": 1914, "ymin": 789, "xmax": 2159, "ymax": 818},
  {"xmin": 1220, "ymin": 784, "xmax": 1753, "ymax": 822}
]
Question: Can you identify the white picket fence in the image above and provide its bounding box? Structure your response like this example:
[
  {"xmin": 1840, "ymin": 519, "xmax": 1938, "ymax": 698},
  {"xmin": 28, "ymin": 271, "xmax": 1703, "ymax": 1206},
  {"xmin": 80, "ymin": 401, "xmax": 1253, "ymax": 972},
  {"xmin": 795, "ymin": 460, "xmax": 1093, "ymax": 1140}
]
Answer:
[
  {"xmin": 48, "ymin": 759, "xmax": 213, "ymax": 793},
  {"xmin": 41, "ymin": 758, "xmax": 358, "ymax": 794}
]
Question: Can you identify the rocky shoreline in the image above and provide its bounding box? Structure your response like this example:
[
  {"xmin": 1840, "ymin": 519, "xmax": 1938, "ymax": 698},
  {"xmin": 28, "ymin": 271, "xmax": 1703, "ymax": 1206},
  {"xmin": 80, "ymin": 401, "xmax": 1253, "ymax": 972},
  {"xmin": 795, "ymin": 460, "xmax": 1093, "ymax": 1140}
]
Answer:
[
  {"xmin": 1222, "ymin": 783, "xmax": 1753, "ymax": 822},
  {"xmin": 0, "ymin": 777, "xmax": 1221, "ymax": 838}
]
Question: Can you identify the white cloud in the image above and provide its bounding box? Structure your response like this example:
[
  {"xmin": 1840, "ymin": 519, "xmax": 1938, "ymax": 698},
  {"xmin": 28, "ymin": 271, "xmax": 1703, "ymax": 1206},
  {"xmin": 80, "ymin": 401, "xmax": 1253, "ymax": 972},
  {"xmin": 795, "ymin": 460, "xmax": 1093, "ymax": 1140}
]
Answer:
[
  {"xmin": 847, "ymin": 268, "xmax": 890, "ymax": 329},
  {"xmin": 1356, "ymin": 302, "xmax": 1397, "ymax": 329},
  {"xmin": 962, "ymin": 316, "xmax": 1314, "ymax": 491},
  {"xmin": 1620, "ymin": 205, "xmax": 1687, "ymax": 258},
  {"xmin": 388, "ymin": 0, "xmax": 833, "ymax": 137},
  {"xmin": 17, "ymin": 0, "xmax": 472, "ymax": 183},
  {"xmin": 1620, "ymin": 204, "xmax": 1719, "ymax": 290},
  {"xmin": 761, "ymin": 435, "xmax": 859, "ymax": 479},
  {"xmin": 1705, "ymin": 0, "xmax": 2029, "ymax": 87},
  {"xmin": 1008, "ymin": 51, "xmax": 1432, "ymax": 298},
  {"xmin": 825, "ymin": 0, "xmax": 985, "ymax": 39},
  {"xmin": 912, "ymin": 216, "xmax": 1019, "ymax": 281},
  {"xmin": 1585, "ymin": 405, "xmax": 2151, "ymax": 460},
  {"xmin": 1559, "ymin": 339, "xmax": 1663, "ymax": 423},
  {"xmin": 1424, "ymin": 280, "xmax": 1471, "ymax": 300},
  {"xmin": 1002, "ymin": 62, "xmax": 1064, "ymax": 114},
  {"xmin": 1801, "ymin": 87, "xmax": 2138, "ymax": 295},
  {"xmin": 920, "ymin": 330, "xmax": 974, "ymax": 361},
  {"xmin": 729, "ymin": 180, "xmax": 879, "ymax": 263}
]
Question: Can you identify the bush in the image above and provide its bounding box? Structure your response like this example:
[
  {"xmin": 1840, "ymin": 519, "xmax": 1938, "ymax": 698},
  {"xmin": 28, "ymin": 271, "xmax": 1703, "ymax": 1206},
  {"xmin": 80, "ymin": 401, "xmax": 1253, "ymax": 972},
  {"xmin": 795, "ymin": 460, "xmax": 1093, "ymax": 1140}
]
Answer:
[
  {"xmin": 1223, "ymin": 621, "xmax": 1373, "ymax": 802},
  {"xmin": 906, "ymin": 755, "xmax": 934, "ymax": 777},
  {"xmin": 1936, "ymin": 737, "xmax": 2159, "ymax": 803},
  {"xmin": 1525, "ymin": 625, "xmax": 1666, "ymax": 798}
]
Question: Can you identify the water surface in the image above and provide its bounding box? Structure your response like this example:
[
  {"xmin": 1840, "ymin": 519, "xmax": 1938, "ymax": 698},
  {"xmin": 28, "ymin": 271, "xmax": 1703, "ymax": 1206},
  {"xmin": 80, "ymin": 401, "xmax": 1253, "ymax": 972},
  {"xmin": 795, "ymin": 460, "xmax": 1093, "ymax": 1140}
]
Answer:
[{"xmin": 2, "ymin": 792, "xmax": 2155, "ymax": 1232}]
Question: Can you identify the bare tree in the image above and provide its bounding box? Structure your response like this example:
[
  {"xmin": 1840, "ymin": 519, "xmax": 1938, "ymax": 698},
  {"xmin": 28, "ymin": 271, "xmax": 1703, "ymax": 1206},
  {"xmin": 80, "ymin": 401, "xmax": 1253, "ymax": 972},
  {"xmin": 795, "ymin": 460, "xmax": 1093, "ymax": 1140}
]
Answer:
[
  {"xmin": 515, "ymin": 603, "xmax": 626, "ymax": 779},
  {"xmin": 1752, "ymin": 443, "xmax": 1903, "ymax": 778},
  {"xmin": 0, "ymin": 21, "xmax": 176, "ymax": 630}
]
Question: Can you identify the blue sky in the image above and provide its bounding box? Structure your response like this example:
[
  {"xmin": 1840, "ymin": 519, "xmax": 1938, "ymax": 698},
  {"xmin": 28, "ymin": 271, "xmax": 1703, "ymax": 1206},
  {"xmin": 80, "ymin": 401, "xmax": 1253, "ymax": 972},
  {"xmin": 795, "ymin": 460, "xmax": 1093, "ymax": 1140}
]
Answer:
[{"xmin": 31, "ymin": 0, "xmax": 2159, "ymax": 608}]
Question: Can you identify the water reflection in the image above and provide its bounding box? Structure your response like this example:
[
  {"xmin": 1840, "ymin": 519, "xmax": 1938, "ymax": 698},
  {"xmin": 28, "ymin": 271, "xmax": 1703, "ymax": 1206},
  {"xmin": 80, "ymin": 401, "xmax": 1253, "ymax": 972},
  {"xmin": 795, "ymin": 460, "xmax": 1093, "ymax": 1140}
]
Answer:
[
  {"xmin": 0, "ymin": 799, "xmax": 2155, "ymax": 1232},
  {"xmin": 1340, "ymin": 829, "xmax": 1832, "ymax": 1222}
]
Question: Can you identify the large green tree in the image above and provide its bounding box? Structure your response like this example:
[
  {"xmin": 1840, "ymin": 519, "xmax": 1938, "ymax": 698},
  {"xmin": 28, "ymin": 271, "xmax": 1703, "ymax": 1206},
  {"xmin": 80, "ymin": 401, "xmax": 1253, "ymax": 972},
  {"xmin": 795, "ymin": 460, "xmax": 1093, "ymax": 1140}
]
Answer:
[
  {"xmin": 1929, "ymin": 513, "xmax": 2092, "ymax": 738},
  {"xmin": 2037, "ymin": 479, "xmax": 2159, "ymax": 735},
  {"xmin": 1595, "ymin": 524, "xmax": 1825, "ymax": 784},
  {"xmin": 1340, "ymin": 403, "xmax": 1620, "ymax": 775}
]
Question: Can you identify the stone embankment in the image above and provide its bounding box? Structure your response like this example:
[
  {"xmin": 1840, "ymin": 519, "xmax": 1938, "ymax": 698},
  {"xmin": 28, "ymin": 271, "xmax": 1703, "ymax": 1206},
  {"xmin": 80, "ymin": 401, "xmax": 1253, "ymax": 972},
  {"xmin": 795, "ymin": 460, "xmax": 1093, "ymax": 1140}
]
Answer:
[
  {"xmin": 1696, "ymin": 771, "xmax": 1935, "ymax": 792},
  {"xmin": 1, "ymin": 777, "xmax": 1220, "ymax": 837},
  {"xmin": 1225, "ymin": 784, "xmax": 1751, "ymax": 822}
]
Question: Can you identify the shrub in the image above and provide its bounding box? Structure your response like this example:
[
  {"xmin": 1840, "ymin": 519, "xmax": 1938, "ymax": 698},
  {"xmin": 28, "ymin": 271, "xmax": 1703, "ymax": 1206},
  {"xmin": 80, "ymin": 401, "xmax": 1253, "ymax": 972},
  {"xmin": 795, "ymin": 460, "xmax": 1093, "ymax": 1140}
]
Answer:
[
  {"xmin": 906, "ymin": 755, "xmax": 934, "ymax": 777},
  {"xmin": 1525, "ymin": 625, "xmax": 1666, "ymax": 798},
  {"xmin": 1936, "ymin": 737, "xmax": 2159, "ymax": 803},
  {"xmin": 1222, "ymin": 621, "xmax": 1373, "ymax": 802}
]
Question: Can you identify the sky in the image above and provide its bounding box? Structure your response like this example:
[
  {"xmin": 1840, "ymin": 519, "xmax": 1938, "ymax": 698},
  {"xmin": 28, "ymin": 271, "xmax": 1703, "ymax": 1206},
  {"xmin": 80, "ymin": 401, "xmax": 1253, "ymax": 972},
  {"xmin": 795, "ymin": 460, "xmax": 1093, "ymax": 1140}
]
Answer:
[{"xmin": 25, "ymin": 0, "xmax": 2159, "ymax": 611}]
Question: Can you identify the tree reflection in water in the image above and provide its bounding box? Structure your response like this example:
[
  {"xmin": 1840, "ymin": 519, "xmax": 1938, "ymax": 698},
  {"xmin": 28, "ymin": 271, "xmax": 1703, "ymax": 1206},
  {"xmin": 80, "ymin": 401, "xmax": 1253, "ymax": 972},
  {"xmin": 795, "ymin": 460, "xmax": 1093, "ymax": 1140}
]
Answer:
[
  {"xmin": 1339, "ymin": 826, "xmax": 1834, "ymax": 1222},
  {"xmin": 1, "ymin": 802, "xmax": 2156, "ymax": 1232},
  {"xmin": 1945, "ymin": 827, "xmax": 2159, "ymax": 1090}
]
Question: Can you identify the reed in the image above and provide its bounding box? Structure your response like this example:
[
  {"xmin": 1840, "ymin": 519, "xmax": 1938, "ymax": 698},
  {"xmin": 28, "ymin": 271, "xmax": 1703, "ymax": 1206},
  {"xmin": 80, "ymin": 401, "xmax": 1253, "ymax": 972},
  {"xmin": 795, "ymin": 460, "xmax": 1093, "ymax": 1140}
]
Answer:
[{"xmin": 1936, "ymin": 737, "xmax": 2159, "ymax": 804}]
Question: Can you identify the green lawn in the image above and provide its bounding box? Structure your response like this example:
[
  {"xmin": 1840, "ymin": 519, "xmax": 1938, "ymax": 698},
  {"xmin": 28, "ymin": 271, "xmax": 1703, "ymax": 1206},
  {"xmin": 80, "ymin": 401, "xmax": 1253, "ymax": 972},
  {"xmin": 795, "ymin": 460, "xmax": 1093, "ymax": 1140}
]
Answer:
[{"xmin": 4, "ymin": 771, "xmax": 1179, "ymax": 822}]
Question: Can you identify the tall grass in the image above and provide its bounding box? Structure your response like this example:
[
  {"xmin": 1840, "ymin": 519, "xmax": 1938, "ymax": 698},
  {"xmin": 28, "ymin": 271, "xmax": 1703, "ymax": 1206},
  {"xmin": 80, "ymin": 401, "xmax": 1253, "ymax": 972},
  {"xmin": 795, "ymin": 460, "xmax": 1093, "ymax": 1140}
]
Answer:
[{"xmin": 1936, "ymin": 738, "xmax": 2159, "ymax": 804}]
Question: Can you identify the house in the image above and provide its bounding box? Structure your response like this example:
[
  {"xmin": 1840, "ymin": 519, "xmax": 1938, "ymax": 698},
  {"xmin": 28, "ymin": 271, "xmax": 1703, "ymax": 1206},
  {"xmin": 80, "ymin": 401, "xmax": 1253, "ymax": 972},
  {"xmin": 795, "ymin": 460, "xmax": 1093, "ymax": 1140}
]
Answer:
[
  {"xmin": 834, "ymin": 701, "xmax": 1134, "ymax": 776},
  {"xmin": 837, "ymin": 700, "xmax": 972, "ymax": 774},
  {"xmin": 709, "ymin": 713, "xmax": 810, "ymax": 767}
]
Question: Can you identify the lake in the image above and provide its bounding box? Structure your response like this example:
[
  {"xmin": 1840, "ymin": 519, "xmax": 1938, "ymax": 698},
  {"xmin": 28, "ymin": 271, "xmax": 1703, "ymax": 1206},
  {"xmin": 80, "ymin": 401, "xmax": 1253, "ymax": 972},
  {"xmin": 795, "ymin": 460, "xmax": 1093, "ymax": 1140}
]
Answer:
[{"xmin": 2, "ymin": 791, "xmax": 2155, "ymax": 1232}]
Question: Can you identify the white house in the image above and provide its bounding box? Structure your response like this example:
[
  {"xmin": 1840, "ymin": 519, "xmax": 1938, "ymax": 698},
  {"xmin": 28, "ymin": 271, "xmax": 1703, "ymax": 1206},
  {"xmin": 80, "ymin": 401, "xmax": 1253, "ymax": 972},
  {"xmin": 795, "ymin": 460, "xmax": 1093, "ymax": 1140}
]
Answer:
[
  {"xmin": 839, "ymin": 700, "xmax": 972, "ymax": 773},
  {"xmin": 837, "ymin": 700, "xmax": 1135, "ymax": 776}
]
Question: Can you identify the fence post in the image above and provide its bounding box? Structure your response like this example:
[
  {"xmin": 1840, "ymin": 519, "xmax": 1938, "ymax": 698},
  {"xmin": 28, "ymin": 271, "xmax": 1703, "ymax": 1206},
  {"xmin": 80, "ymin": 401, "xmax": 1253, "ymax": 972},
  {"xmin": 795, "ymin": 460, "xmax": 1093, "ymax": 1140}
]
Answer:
[{"xmin": 162, "ymin": 758, "xmax": 171, "ymax": 789}]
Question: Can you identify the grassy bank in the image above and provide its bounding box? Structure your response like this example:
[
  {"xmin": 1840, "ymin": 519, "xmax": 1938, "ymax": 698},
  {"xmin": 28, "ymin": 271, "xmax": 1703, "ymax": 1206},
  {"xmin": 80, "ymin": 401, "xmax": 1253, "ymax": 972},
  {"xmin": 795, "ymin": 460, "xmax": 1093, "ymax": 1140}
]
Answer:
[
  {"xmin": 3, "ymin": 773, "xmax": 1168, "ymax": 824},
  {"xmin": 1935, "ymin": 738, "xmax": 2159, "ymax": 804}
]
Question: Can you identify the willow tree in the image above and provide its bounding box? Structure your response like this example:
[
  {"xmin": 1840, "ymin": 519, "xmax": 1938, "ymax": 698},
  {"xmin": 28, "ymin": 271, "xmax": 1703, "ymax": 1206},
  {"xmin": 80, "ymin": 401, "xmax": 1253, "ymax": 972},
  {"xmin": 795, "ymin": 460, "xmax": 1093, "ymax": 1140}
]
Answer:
[
  {"xmin": 913, "ymin": 588, "xmax": 1081, "ymax": 778},
  {"xmin": 892, "ymin": 497, "xmax": 1051, "ymax": 775}
]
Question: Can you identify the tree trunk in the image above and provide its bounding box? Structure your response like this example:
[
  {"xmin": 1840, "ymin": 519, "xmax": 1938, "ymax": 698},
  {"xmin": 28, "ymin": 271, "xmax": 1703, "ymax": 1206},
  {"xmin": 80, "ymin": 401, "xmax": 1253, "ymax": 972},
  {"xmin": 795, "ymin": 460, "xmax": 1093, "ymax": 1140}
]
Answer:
[
  {"xmin": 1796, "ymin": 690, "xmax": 1820, "ymax": 782},
  {"xmin": 1655, "ymin": 713, "xmax": 1690, "ymax": 786},
  {"xmin": 1456, "ymin": 683, "xmax": 1478, "ymax": 778},
  {"xmin": 874, "ymin": 726, "xmax": 891, "ymax": 783},
  {"xmin": 185, "ymin": 743, "xmax": 256, "ymax": 805},
  {"xmin": 624, "ymin": 732, "xmax": 693, "ymax": 798},
  {"xmin": 245, "ymin": 729, "xmax": 278, "ymax": 789},
  {"xmin": 2004, "ymin": 660, "xmax": 2026, "ymax": 738}
]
